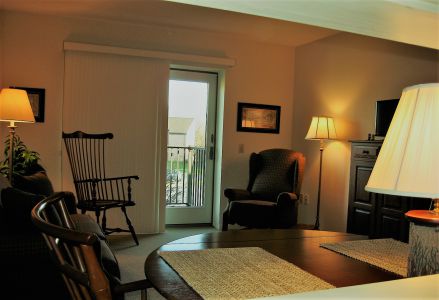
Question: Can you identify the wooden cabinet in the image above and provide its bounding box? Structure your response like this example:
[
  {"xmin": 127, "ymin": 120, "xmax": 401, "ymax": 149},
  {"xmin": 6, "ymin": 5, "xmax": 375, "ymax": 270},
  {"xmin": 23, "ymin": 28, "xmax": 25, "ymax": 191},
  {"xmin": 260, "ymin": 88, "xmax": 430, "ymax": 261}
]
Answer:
[{"xmin": 347, "ymin": 140, "xmax": 430, "ymax": 242}]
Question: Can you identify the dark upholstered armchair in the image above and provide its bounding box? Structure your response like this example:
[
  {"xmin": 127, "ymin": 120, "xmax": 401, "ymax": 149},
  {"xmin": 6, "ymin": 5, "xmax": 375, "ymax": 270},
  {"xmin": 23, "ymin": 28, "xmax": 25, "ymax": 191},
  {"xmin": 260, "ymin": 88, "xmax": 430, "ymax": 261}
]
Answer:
[{"xmin": 222, "ymin": 149, "xmax": 305, "ymax": 231}]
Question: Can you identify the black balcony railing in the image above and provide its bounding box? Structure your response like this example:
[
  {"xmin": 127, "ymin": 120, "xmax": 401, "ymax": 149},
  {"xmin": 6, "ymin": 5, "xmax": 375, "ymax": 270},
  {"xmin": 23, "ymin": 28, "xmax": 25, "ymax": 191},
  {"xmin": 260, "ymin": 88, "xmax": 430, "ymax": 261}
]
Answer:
[{"xmin": 166, "ymin": 146, "xmax": 206, "ymax": 207}]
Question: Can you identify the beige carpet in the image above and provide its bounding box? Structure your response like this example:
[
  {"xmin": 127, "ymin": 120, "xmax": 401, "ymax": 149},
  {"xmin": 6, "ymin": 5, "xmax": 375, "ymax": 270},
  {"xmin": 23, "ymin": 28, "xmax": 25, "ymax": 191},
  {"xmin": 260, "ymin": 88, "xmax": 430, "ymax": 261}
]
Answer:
[
  {"xmin": 320, "ymin": 238, "xmax": 408, "ymax": 277},
  {"xmin": 159, "ymin": 247, "xmax": 334, "ymax": 300}
]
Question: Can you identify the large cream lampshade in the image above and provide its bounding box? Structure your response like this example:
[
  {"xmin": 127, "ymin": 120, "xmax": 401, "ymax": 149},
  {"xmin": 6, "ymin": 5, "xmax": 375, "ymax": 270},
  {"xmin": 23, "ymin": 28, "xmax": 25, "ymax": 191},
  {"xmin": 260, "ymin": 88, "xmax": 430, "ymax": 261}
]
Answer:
[{"xmin": 365, "ymin": 83, "xmax": 439, "ymax": 278}]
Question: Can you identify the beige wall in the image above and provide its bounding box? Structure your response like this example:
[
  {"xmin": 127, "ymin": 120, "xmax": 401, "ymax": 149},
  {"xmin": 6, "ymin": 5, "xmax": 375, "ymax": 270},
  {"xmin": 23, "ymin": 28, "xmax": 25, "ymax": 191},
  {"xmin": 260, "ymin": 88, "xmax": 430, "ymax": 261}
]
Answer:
[
  {"xmin": 2, "ymin": 10, "xmax": 437, "ymax": 233},
  {"xmin": 293, "ymin": 33, "xmax": 439, "ymax": 232},
  {"xmin": 0, "ymin": 11, "xmax": 3, "ymax": 88},
  {"xmin": 437, "ymin": 58, "xmax": 439, "ymax": 81},
  {"xmin": 0, "ymin": 11, "xmax": 296, "ymax": 232}
]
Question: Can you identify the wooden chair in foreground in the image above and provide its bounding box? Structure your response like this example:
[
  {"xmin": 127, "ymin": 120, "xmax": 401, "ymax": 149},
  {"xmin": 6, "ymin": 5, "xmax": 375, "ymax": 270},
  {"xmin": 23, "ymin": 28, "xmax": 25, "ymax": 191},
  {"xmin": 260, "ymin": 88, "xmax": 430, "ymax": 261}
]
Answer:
[
  {"xmin": 31, "ymin": 192, "xmax": 150, "ymax": 300},
  {"xmin": 62, "ymin": 131, "xmax": 139, "ymax": 245}
]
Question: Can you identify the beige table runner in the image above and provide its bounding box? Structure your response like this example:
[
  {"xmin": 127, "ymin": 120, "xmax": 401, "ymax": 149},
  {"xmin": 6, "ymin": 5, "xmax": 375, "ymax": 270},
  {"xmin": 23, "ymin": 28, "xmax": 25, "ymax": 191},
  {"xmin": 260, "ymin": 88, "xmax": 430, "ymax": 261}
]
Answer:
[
  {"xmin": 320, "ymin": 238, "xmax": 408, "ymax": 277},
  {"xmin": 159, "ymin": 247, "xmax": 334, "ymax": 300}
]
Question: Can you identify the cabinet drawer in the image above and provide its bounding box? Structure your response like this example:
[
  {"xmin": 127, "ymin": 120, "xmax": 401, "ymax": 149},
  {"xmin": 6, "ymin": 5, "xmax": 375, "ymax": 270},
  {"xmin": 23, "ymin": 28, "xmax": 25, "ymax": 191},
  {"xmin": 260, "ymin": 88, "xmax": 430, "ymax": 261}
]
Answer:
[{"xmin": 352, "ymin": 145, "xmax": 380, "ymax": 159}]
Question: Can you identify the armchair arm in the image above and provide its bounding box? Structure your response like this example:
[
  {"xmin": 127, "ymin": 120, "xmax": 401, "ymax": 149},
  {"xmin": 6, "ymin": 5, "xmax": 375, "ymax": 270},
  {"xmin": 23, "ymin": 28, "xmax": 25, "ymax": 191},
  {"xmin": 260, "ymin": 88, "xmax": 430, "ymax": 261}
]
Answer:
[
  {"xmin": 224, "ymin": 188, "xmax": 252, "ymax": 201},
  {"xmin": 275, "ymin": 192, "xmax": 299, "ymax": 228},
  {"xmin": 276, "ymin": 192, "xmax": 298, "ymax": 206}
]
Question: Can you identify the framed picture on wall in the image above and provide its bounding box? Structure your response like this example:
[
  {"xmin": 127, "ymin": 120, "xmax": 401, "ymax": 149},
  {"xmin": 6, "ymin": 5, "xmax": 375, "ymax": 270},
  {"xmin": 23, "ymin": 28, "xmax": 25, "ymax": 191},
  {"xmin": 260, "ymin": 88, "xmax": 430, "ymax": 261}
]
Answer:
[
  {"xmin": 10, "ymin": 86, "xmax": 45, "ymax": 122},
  {"xmin": 237, "ymin": 102, "xmax": 281, "ymax": 134}
]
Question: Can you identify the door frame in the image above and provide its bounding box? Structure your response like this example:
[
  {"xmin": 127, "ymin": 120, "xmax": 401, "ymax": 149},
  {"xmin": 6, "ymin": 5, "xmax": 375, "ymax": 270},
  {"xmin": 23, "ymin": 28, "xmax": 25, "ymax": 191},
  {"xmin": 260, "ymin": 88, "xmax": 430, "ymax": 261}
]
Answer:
[{"xmin": 165, "ymin": 67, "xmax": 220, "ymax": 225}]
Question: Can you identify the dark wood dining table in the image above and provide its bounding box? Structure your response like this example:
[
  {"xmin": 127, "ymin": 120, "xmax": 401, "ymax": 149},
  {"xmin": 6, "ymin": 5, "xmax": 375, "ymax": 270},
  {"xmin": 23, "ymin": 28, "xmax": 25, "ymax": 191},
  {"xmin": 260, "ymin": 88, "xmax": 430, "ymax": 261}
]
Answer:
[{"xmin": 144, "ymin": 229, "xmax": 401, "ymax": 300}]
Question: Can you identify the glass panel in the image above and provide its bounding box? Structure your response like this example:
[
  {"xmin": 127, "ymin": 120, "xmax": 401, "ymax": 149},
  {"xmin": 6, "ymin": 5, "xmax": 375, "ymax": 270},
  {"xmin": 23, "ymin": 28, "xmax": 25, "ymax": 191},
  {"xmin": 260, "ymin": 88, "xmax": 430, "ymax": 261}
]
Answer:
[{"xmin": 167, "ymin": 80, "xmax": 208, "ymax": 207}]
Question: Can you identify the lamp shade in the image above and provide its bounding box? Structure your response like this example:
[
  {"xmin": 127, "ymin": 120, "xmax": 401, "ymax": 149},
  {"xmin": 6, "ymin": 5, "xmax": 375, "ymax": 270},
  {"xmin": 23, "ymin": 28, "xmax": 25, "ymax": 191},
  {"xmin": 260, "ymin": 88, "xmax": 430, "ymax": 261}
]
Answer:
[
  {"xmin": 365, "ymin": 83, "xmax": 439, "ymax": 198},
  {"xmin": 305, "ymin": 116, "xmax": 337, "ymax": 140},
  {"xmin": 0, "ymin": 88, "xmax": 35, "ymax": 123}
]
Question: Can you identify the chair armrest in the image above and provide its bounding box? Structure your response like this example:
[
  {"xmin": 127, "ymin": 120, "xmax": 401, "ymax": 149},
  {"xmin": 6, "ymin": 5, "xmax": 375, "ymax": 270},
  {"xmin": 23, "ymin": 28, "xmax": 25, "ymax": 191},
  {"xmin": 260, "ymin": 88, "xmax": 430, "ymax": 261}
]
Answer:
[
  {"xmin": 101, "ymin": 176, "xmax": 140, "ymax": 181},
  {"xmin": 77, "ymin": 177, "xmax": 139, "ymax": 202},
  {"xmin": 276, "ymin": 192, "xmax": 298, "ymax": 207},
  {"xmin": 224, "ymin": 189, "xmax": 252, "ymax": 201},
  {"xmin": 78, "ymin": 176, "xmax": 139, "ymax": 183},
  {"xmin": 113, "ymin": 278, "xmax": 151, "ymax": 295}
]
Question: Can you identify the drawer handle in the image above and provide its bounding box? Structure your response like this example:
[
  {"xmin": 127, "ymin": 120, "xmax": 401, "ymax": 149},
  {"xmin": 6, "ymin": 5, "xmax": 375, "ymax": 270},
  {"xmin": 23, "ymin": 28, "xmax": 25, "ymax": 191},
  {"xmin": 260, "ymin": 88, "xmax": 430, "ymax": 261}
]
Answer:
[{"xmin": 362, "ymin": 150, "xmax": 370, "ymax": 154}]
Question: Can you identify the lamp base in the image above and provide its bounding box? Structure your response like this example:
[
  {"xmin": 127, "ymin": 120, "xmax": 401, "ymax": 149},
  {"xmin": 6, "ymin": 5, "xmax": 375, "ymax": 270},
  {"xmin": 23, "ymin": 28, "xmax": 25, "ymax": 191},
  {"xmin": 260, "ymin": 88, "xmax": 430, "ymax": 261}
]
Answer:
[
  {"xmin": 405, "ymin": 210, "xmax": 439, "ymax": 277},
  {"xmin": 431, "ymin": 198, "xmax": 439, "ymax": 214},
  {"xmin": 7, "ymin": 124, "xmax": 17, "ymax": 184},
  {"xmin": 406, "ymin": 222, "xmax": 439, "ymax": 277}
]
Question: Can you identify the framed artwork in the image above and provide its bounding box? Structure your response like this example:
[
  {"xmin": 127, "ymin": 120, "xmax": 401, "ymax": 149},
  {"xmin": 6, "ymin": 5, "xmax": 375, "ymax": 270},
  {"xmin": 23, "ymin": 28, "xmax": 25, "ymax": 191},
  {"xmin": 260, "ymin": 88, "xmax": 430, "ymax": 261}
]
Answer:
[
  {"xmin": 237, "ymin": 102, "xmax": 281, "ymax": 134},
  {"xmin": 10, "ymin": 86, "xmax": 45, "ymax": 122}
]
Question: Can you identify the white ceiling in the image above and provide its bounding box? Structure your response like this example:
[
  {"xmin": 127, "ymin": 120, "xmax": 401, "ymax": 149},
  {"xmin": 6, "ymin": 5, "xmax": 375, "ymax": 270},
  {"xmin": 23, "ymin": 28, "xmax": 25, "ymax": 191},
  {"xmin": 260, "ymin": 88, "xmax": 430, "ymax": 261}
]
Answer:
[
  {"xmin": 0, "ymin": 0, "xmax": 337, "ymax": 47},
  {"xmin": 1, "ymin": 0, "xmax": 437, "ymax": 49},
  {"xmin": 168, "ymin": 0, "xmax": 439, "ymax": 50}
]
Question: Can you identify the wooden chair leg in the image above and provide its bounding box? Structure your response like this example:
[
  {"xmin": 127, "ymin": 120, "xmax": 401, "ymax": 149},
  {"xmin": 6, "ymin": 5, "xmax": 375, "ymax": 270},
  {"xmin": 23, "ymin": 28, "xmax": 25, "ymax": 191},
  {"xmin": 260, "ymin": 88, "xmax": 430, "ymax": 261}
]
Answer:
[
  {"xmin": 95, "ymin": 209, "xmax": 101, "ymax": 227},
  {"xmin": 141, "ymin": 288, "xmax": 147, "ymax": 300},
  {"xmin": 121, "ymin": 206, "xmax": 139, "ymax": 246},
  {"xmin": 102, "ymin": 210, "xmax": 107, "ymax": 234}
]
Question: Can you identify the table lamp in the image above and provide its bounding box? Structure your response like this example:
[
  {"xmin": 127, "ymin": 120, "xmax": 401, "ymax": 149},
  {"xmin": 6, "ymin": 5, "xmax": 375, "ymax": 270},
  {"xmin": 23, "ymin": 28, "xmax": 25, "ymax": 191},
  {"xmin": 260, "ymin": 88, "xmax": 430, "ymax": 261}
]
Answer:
[
  {"xmin": 305, "ymin": 116, "xmax": 337, "ymax": 230},
  {"xmin": 0, "ymin": 88, "xmax": 35, "ymax": 182},
  {"xmin": 365, "ymin": 83, "xmax": 439, "ymax": 277}
]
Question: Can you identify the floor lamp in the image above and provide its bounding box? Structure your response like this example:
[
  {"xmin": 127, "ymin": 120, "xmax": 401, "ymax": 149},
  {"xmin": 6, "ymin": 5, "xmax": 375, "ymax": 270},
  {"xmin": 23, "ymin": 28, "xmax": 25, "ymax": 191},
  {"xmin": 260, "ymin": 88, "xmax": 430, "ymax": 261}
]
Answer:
[
  {"xmin": 305, "ymin": 116, "xmax": 337, "ymax": 230},
  {"xmin": 366, "ymin": 83, "xmax": 439, "ymax": 277},
  {"xmin": 0, "ymin": 88, "xmax": 35, "ymax": 183}
]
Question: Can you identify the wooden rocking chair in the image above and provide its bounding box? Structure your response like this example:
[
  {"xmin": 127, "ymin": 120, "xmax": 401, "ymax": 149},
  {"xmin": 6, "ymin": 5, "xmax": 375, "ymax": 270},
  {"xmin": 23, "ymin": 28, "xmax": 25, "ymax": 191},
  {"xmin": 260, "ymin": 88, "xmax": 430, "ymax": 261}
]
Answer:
[{"xmin": 62, "ymin": 131, "xmax": 139, "ymax": 245}]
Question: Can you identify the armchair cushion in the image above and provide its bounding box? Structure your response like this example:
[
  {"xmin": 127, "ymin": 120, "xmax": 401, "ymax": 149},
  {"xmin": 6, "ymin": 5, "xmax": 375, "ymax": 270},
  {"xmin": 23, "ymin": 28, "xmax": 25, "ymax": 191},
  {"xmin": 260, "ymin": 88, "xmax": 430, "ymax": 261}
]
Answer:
[
  {"xmin": 70, "ymin": 214, "xmax": 121, "ymax": 280},
  {"xmin": 228, "ymin": 200, "xmax": 276, "ymax": 228},
  {"xmin": 99, "ymin": 238, "xmax": 121, "ymax": 282},
  {"xmin": 71, "ymin": 213, "xmax": 106, "ymax": 240}
]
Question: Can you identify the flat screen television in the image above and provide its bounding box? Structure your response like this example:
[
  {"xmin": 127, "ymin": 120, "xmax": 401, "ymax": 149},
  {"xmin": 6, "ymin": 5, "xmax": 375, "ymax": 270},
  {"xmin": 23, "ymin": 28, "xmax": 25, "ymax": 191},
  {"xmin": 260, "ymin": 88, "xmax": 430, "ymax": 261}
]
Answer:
[{"xmin": 375, "ymin": 99, "xmax": 399, "ymax": 137}]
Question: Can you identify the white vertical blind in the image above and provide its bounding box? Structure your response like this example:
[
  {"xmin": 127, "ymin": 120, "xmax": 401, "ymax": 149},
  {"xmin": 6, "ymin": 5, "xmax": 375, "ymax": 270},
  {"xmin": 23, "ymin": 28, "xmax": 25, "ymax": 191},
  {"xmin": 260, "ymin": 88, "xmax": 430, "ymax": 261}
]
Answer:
[{"xmin": 63, "ymin": 51, "xmax": 168, "ymax": 233}]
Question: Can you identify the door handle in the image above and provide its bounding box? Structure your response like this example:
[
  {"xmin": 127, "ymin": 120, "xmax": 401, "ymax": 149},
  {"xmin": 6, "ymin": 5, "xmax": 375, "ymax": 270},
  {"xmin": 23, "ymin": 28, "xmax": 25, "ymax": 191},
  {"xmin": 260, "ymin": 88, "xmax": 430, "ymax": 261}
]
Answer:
[
  {"xmin": 209, "ymin": 146, "xmax": 215, "ymax": 160},
  {"xmin": 209, "ymin": 134, "xmax": 215, "ymax": 160}
]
